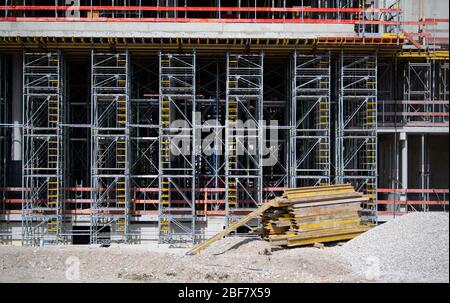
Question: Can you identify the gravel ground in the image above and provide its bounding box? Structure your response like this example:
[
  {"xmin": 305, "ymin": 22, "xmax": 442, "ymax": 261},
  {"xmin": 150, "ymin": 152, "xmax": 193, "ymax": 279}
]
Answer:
[
  {"xmin": 0, "ymin": 212, "xmax": 447, "ymax": 283},
  {"xmin": 0, "ymin": 239, "xmax": 365, "ymax": 283},
  {"xmin": 338, "ymin": 212, "xmax": 449, "ymax": 283}
]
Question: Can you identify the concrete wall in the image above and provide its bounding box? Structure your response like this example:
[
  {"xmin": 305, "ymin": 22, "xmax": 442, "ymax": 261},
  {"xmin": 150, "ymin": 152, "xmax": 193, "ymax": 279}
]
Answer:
[
  {"xmin": 407, "ymin": 134, "xmax": 449, "ymax": 190},
  {"xmin": 402, "ymin": 0, "xmax": 449, "ymax": 41},
  {"xmin": 429, "ymin": 134, "xmax": 449, "ymax": 189}
]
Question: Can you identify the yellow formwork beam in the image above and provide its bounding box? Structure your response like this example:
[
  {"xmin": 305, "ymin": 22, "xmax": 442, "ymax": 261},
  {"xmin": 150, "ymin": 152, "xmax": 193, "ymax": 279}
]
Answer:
[
  {"xmin": 398, "ymin": 50, "xmax": 449, "ymax": 60},
  {"xmin": 286, "ymin": 230, "xmax": 368, "ymax": 247}
]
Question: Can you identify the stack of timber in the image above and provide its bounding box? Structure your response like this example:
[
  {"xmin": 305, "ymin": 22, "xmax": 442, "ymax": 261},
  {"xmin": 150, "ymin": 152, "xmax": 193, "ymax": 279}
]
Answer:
[
  {"xmin": 263, "ymin": 184, "xmax": 372, "ymax": 247},
  {"xmin": 187, "ymin": 184, "xmax": 371, "ymax": 255}
]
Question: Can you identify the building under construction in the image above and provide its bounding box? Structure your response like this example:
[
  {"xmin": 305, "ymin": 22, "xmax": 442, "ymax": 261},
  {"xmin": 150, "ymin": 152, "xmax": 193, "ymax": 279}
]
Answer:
[{"xmin": 0, "ymin": 1, "xmax": 448, "ymax": 246}]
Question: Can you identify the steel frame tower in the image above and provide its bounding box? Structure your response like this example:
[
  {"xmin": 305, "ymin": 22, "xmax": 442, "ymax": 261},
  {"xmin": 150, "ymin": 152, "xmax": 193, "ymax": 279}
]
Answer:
[
  {"xmin": 0, "ymin": 56, "xmax": 8, "ymax": 218},
  {"xmin": 290, "ymin": 52, "xmax": 331, "ymax": 188},
  {"xmin": 225, "ymin": 52, "xmax": 264, "ymax": 226},
  {"xmin": 262, "ymin": 58, "xmax": 290, "ymax": 200},
  {"xmin": 129, "ymin": 56, "xmax": 160, "ymax": 241},
  {"xmin": 22, "ymin": 52, "xmax": 64, "ymax": 245},
  {"xmin": 337, "ymin": 52, "xmax": 378, "ymax": 221},
  {"xmin": 90, "ymin": 51, "xmax": 130, "ymax": 244},
  {"xmin": 404, "ymin": 62, "xmax": 433, "ymax": 125},
  {"xmin": 158, "ymin": 52, "xmax": 196, "ymax": 244},
  {"xmin": 438, "ymin": 62, "xmax": 449, "ymax": 126},
  {"xmin": 439, "ymin": 62, "xmax": 449, "ymax": 103}
]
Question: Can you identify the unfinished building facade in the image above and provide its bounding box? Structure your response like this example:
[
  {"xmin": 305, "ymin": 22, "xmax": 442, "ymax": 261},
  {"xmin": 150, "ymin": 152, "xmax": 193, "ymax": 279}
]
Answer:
[{"xmin": 0, "ymin": 0, "xmax": 448, "ymax": 246}]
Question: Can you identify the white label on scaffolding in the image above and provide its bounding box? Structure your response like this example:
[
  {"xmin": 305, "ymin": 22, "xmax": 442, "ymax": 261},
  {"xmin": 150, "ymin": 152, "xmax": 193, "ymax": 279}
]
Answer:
[{"xmin": 65, "ymin": 0, "xmax": 80, "ymax": 18}]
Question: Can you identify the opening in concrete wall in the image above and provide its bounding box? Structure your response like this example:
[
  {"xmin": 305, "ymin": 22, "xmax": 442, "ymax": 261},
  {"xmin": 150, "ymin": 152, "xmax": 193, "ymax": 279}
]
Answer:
[{"xmin": 72, "ymin": 226, "xmax": 90, "ymax": 245}]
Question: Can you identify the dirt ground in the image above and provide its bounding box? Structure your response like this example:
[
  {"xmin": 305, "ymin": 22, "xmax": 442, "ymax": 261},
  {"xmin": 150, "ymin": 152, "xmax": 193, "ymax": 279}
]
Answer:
[
  {"xmin": 2, "ymin": 213, "xmax": 447, "ymax": 283},
  {"xmin": 0, "ymin": 237, "xmax": 370, "ymax": 283}
]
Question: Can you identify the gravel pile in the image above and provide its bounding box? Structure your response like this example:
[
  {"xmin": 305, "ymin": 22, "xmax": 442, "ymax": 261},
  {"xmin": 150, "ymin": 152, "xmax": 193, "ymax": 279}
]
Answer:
[{"xmin": 339, "ymin": 212, "xmax": 449, "ymax": 283}]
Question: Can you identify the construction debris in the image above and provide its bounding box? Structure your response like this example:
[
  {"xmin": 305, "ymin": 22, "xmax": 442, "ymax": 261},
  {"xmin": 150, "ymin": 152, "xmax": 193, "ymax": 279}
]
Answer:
[{"xmin": 188, "ymin": 184, "xmax": 371, "ymax": 255}]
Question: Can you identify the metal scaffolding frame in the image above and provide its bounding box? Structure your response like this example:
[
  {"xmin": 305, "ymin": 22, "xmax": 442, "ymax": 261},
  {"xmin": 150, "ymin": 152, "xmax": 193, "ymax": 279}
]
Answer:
[
  {"xmin": 64, "ymin": 55, "xmax": 91, "ymax": 208},
  {"xmin": 22, "ymin": 52, "xmax": 64, "ymax": 245},
  {"xmin": 262, "ymin": 58, "xmax": 290, "ymax": 200},
  {"xmin": 225, "ymin": 52, "xmax": 263, "ymax": 226},
  {"xmin": 404, "ymin": 62, "xmax": 433, "ymax": 124},
  {"xmin": 158, "ymin": 52, "xmax": 196, "ymax": 244},
  {"xmin": 1, "ymin": 48, "xmax": 446, "ymax": 244},
  {"xmin": 337, "ymin": 52, "xmax": 378, "ymax": 222},
  {"xmin": 0, "ymin": 55, "xmax": 8, "ymax": 196},
  {"xmin": 129, "ymin": 55, "xmax": 160, "ymax": 238},
  {"xmin": 437, "ymin": 61, "xmax": 449, "ymax": 125},
  {"xmin": 439, "ymin": 62, "xmax": 449, "ymax": 102},
  {"xmin": 90, "ymin": 51, "xmax": 130, "ymax": 244},
  {"xmin": 0, "ymin": 55, "xmax": 8, "ymax": 219},
  {"xmin": 195, "ymin": 56, "xmax": 226, "ymax": 221},
  {"xmin": 290, "ymin": 52, "xmax": 331, "ymax": 188}
]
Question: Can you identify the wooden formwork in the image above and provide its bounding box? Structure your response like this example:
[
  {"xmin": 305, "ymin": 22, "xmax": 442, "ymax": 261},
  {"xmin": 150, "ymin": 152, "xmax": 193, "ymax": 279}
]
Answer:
[{"xmin": 188, "ymin": 184, "xmax": 372, "ymax": 255}]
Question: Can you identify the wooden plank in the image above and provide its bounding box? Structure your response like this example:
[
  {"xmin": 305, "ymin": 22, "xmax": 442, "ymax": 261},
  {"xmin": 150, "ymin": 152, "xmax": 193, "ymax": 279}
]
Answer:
[
  {"xmin": 292, "ymin": 211, "xmax": 360, "ymax": 224},
  {"xmin": 284, "ymin": 187, "xmax": 356, "ymax": 199},
  {"xmin": 267, "ymin": 225, "xmax": 369, "ymax": 241},
  {"xmin": 187, "ymin": 200, "xmax": 275, "ymax": 255},
  {"xmin": 290, "ymin": 203, "xmax": 361, "ymax": 218},
  {"xmin": 286, "ymin": 226, "xmax": 370, "ymax": 241},
  {"xmin": 283, "ymin": 183, "xmax": 353, "ymax": 194},
  {"xmin": 287, "ymin": 231, "xmax": 367, "ymax": 247},
  {"xmin": 295, "ymin": 218, "xmax": 362, "ymax": 232},
  {"xmin": 275, "ymin": 193, "xmax": 364, "ymax": 206},
  {"xmin": 287, "ymin": 197, "xmax": 366, "ymax": 208}
]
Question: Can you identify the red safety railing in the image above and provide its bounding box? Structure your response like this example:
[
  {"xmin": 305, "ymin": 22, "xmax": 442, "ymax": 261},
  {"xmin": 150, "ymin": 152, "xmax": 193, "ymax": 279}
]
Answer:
[
  {"xmin": 0, "ymin": 5, "xmax": 447, "ymax": 49},
  {"xmin": 0, "ymin": 186, "xmax": 284, "ymax": 217},
  {"xmin": 378, "ymin": 188, "xmax": 449, "ymax": 216},
  {"xmin": 0, "ymin": 5, "xmax": 404, "ymax": 25},
  {"xmin": 378, "ymin": 100, "xmax": 450, "ymax": 128}
]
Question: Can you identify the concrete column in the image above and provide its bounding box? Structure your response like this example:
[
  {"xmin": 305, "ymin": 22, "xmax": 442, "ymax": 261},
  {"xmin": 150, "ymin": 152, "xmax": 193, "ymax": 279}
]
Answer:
[
  {"xmin": 11, "ymin": 53, "xmax": 22, "ymax": 162},
  {"xmin": 420, "ymin": 134, "xmax": 429, "ymax": 210},
  {"xmin": 6, "ymin": 53, "xmax": 23, "ymax": 187},
  {"xmin": 400, "ymin": 132, "xmax": 408, "ymax": 209}
]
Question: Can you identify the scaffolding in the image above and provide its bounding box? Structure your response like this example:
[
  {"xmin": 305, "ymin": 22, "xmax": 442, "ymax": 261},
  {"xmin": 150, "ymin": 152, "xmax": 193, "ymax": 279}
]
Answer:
[
  {"xmin": 158, "ymin": 52, "xmax": 196, "ymax": 244},
  {"xmin": 225, "ymin": 53, "xmax": 263, "ymax": 226},
  {"xmin": 22, "ymin": 52, "xmax": 64, "ymax": 245},
  {"xmin": 404, "ymin": 62, "xmax": 433, "ymax": 125},
  {"xmin": 195, "ymin": 56, "xmax": 227, "ymax": 224},
  {"xmin": 262, "ymin": 57, "xmax": 290, "ymax": 200},
  {"xmin": 439, "ymin": 62, "xmax": 449, "ymax": 102},
  {"xmin": 0, "ymin": 55, "xmax": 8, "ymax": 218},
  {"xmin": 129, "ymin": 55, "xmax": 160, "ymax": 238},
  {"xmin": 337, "ymin": 52, "xmax": 378, "ymax": 222},
  {"xmin": 290, "ymin": 52, "xmax": 331, "ymax": 188},
  {"xmin": 90, "ymin": 51, "xmax": 130, "ymax": 244},
  {"xmin": 1, "ymin": 49, "xmax": 449, "ymax": 244}
]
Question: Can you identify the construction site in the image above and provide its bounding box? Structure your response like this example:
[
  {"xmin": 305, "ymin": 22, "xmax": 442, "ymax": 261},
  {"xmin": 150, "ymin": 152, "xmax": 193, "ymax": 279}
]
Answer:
[{"xmin": 0, "ymin": 1, "xmax": 448, "ymax": 283}]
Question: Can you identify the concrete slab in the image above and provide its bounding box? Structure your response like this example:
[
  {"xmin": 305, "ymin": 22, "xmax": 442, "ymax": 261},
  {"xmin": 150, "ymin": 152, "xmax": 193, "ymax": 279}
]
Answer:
[
  {"xmin": 0, "ymin": 21, "xmax": 355, "ymax": 39},
  {"xmin": 377, "ymin": 126, "xmax": 449, "ymax": 134}
]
